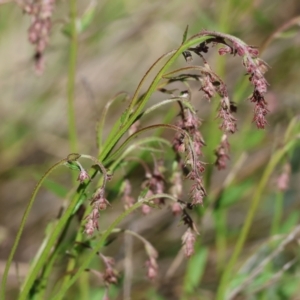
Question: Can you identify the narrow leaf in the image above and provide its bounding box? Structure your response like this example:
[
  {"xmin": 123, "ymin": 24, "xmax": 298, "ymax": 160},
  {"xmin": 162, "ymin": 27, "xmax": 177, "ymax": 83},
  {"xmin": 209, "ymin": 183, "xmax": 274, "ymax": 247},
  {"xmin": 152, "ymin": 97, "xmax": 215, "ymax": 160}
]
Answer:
[{"xmin": 182, "ymin": 25, "xmax": 189, "ymax": 44}]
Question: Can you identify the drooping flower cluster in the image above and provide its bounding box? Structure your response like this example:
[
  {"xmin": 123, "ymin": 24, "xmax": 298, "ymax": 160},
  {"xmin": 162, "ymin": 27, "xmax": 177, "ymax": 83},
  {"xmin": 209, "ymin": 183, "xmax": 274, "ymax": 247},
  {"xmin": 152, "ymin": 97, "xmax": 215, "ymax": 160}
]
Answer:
[
  {"xmin": 22, "ymin": 0, "xmax": 56, "ymax": 74},
  {"xmin": 181, "ymin": 209, "xmax": 199, "ymax": 257},
  {"xmin": 196, "ymin": 30, "xmax": 269, "ymax": 129},
  {"xmin": 182, "ymin": 228, "xmax": 196, "ymax": 257},
  {"xmin": 215, "ymin": 134, "xmax": 230, "ymax": 170},
  {"xmin": 173, "ymin": 105, "xmax": 206, "ymax": 206},
  {"xmin": 100, "ymin": 255, "xmax": 118, "ymax": 285},
  {"xmin": 88, "ymin": 253, "xmax": 118, "ymax": 300},
  {"xmin": 121, "ymin": 179, "xmax": 135, "ymax": 210},
  {"xmin": 145, "ymin": 242, "xmax": 159, "ymax": 280},
  {"xmin": 85, "ymin": 187, "xmax": 110, "ymax": 236},
  {"xmin": 169, "ymin": 169, "xmax": 184, "ymax": 215},
  {"xmin": 141, "ymin": 159, "xmax": 165, "ymax": 214}
]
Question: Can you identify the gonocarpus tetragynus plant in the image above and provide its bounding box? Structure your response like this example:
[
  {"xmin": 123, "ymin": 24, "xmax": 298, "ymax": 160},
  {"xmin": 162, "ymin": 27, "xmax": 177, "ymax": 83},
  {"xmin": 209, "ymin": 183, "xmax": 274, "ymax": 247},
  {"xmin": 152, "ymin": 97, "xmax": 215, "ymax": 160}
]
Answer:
[{"xmin": 1, "ymin": 27, "xmax": 271, "ymax": 300}]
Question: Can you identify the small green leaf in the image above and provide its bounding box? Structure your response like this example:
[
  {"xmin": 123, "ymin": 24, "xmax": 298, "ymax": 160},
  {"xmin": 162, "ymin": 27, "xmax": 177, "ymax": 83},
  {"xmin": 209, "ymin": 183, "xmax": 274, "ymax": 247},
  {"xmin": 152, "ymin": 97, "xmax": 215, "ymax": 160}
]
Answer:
[
  {"xmin": 61, "ymin": 24, "xmax": 72, "ymax": 37},
  {"xmin": 182, "ymin": 25, "xmax": 189, "ymax": 44},
  {"xmin": 78, "ymin": 1, "xmax": 97, "ymax": 33},
  {"xmin": 183, "ymin": 247, "xmax": 208, "ymax": 293},
  {"xmin": 65, "ymin": 161, "xmax": 80, "ymax": 171}
]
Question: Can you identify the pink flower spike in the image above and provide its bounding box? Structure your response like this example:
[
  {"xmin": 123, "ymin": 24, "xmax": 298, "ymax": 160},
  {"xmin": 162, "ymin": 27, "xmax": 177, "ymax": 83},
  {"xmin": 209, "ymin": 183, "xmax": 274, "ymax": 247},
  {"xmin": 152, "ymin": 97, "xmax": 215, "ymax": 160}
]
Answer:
[
  {"xmin": 247, "ymin": 46, "xmax": 259, "ymax": 57},
  {"xmin": 77, "ymin": 169, "xmax": 90, "ymax": 183},
  {"xmin": 218, "ymin": 45, "xmax": 232, "ymax": 55},
  {"xmin": 182, "ymin": 228, "xmax": 196, "ymax": 257}
]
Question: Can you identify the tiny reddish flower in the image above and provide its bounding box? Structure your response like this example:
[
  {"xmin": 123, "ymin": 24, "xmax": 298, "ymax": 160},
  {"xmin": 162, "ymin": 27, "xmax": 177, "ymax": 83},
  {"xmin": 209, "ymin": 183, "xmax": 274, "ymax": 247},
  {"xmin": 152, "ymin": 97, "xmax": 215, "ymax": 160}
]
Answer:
[
  {"xmin": 101, "ymin": 255, "xmax": 118, "ymax": 285},
  {"xmin": 84, "ymin": 208, "xmax": 99, "ymax": 236},
  {"xmin": 190, "ymin": 182, "xmax": 206, "ymax": 206},
  {"xmin": 146, "ymin": 257, "xmax": 158, "ymax": 280},
  {"xmin": 200, "ymin": 75, "xmax": 216, "ymax": 99},
  {"xmin": 77, "ymin": 169, "xmax": 90, "ymax": 183},
  {"xmin": 218, "ymin": 45, "xmax": 232, "ymax": 55},
  {"xmin": 92, "ymin": 188, "xmax": 110, "ymax": 210},
  {"xmin": 215, "ymin": 134, "xmax": 230, "ymax": 170},
  {"xmin": 182, "ymin": 228, "xmax": 196, "ymax": 257},
  {"xmin": 247, "ymin": 46, "xmax": 259, "ymax": 57}
]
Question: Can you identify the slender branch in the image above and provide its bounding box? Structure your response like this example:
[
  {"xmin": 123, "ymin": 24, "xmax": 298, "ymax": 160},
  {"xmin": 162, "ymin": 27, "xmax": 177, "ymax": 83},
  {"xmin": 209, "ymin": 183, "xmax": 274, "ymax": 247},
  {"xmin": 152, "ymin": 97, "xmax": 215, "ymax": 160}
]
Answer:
[{"xmin": 67, "ymin": 0, "xmax": 78, "ymax": 157}]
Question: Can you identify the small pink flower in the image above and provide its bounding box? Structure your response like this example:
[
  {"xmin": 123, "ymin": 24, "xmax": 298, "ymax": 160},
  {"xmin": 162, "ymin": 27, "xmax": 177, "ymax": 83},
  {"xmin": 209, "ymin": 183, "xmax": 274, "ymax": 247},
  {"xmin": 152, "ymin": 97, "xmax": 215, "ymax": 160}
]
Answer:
[
  {"xmin": 182, "ymin": 228, "xmax": 196, "ymax": 257},
  {"xmin": 218, "ymin": 45, "xmax": 232, "ymax": 55},
  {"xmin": 215, "ymin": 134, "xmax": 230, "ymax": 170},
  {"xmin": 172, "ymin": 202, "xmax": 183, "ymax": 216},
  {"xmin": 77, "ymin": 169, "xmax": 90, "ymax": 183},
  {"xmin": 92, "ymin": 188, "xmax": 111, "ymax": 210},
  {"xmin": 247, "ymin": 46, "xmax": 259, "ymax": 57},
  {"xmin": 233, "ymin": 41, "xmax": 246, "ymax": 56},
  {"xmin": 190, "ymin": 183, "xmax": 206, "ymax": 206},
  {"xmin": 146, "ymin": 257, "xmax": 158, "ymax": 280},
  {"xmin": 200, "ymin": 75, "xmax": 216, "ymax": 99}
]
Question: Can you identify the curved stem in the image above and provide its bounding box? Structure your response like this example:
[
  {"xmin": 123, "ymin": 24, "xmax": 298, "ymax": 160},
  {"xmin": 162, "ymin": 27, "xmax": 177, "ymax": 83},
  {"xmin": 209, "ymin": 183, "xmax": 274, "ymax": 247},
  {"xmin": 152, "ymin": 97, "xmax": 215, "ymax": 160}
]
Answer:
[
  {"xmin": 67, "ymin": 0, "xmax": 78, "ymax": 159},
  {"xmin": 143, "ymin": 97, "xmax": 195, "ymax": 116},
  {"xmin": 108, "ymin": 137, "xmax": 171, "ymax": 172},
  {"xmin": 97, "ymin": 92, "xmax": 129, "ymax": 154},
  {"xmin": 18, "ymin": 188, "xmax": 85, "ymax": 300},
  {"xmin": 0, "ymin": 157, "xmax": 68, "ymax": 300},
  {"xmin": 105, "ymin": 123, "xmax": 189, "ymax": 165},
  {"xmin": 125, "ymin": 50, "xmax": 177, "ymax": 122},
  {"xmin": 216, "ymin": 138, "xmax": 298, "ymax": 300}
]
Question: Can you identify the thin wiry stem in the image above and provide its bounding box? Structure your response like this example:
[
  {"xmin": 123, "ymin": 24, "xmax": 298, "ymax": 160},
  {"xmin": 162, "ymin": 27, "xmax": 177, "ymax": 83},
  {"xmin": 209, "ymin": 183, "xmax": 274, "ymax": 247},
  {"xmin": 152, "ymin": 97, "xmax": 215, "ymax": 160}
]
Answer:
[
  {"xmin": 67, "ymin": 0, "xmax": 78, "ymax": 159},
  {"xmin": 0, "ymin": 157, "xmax": 69, "ymax": 299}
]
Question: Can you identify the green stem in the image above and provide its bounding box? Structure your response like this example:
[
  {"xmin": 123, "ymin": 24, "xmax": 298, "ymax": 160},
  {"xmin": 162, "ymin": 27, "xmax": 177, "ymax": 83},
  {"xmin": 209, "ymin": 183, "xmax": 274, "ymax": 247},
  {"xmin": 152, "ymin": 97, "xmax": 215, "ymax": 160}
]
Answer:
[
  {"xmin": 67, "ymin": 0, "xmax": 78, "ymax": 156},
  {"xmin": 18, "ymin": 190, "xmax": 84, "ymax": 300},
  {"xmin": 35, "ymin": 219, "xmax": 73, "ymax": 300},
  {"xmin": 216, "ymin": 139, "xmax": 298, "ymax": 300},
  {"xmin": 97, "ymin": 92, "xmax": 129, "ymax": 154},
  {"xmin": 0, "ymin": 158, "xmax": 68, "ymax": 300}
]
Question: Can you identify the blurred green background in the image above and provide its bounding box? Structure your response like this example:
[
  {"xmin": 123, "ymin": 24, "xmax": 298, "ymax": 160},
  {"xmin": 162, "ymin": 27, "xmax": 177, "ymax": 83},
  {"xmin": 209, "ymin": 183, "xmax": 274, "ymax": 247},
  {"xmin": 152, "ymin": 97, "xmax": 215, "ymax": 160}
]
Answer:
[{"xmin": 1, "ymin": 0, "xmax": 300, "ymax": 299}]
